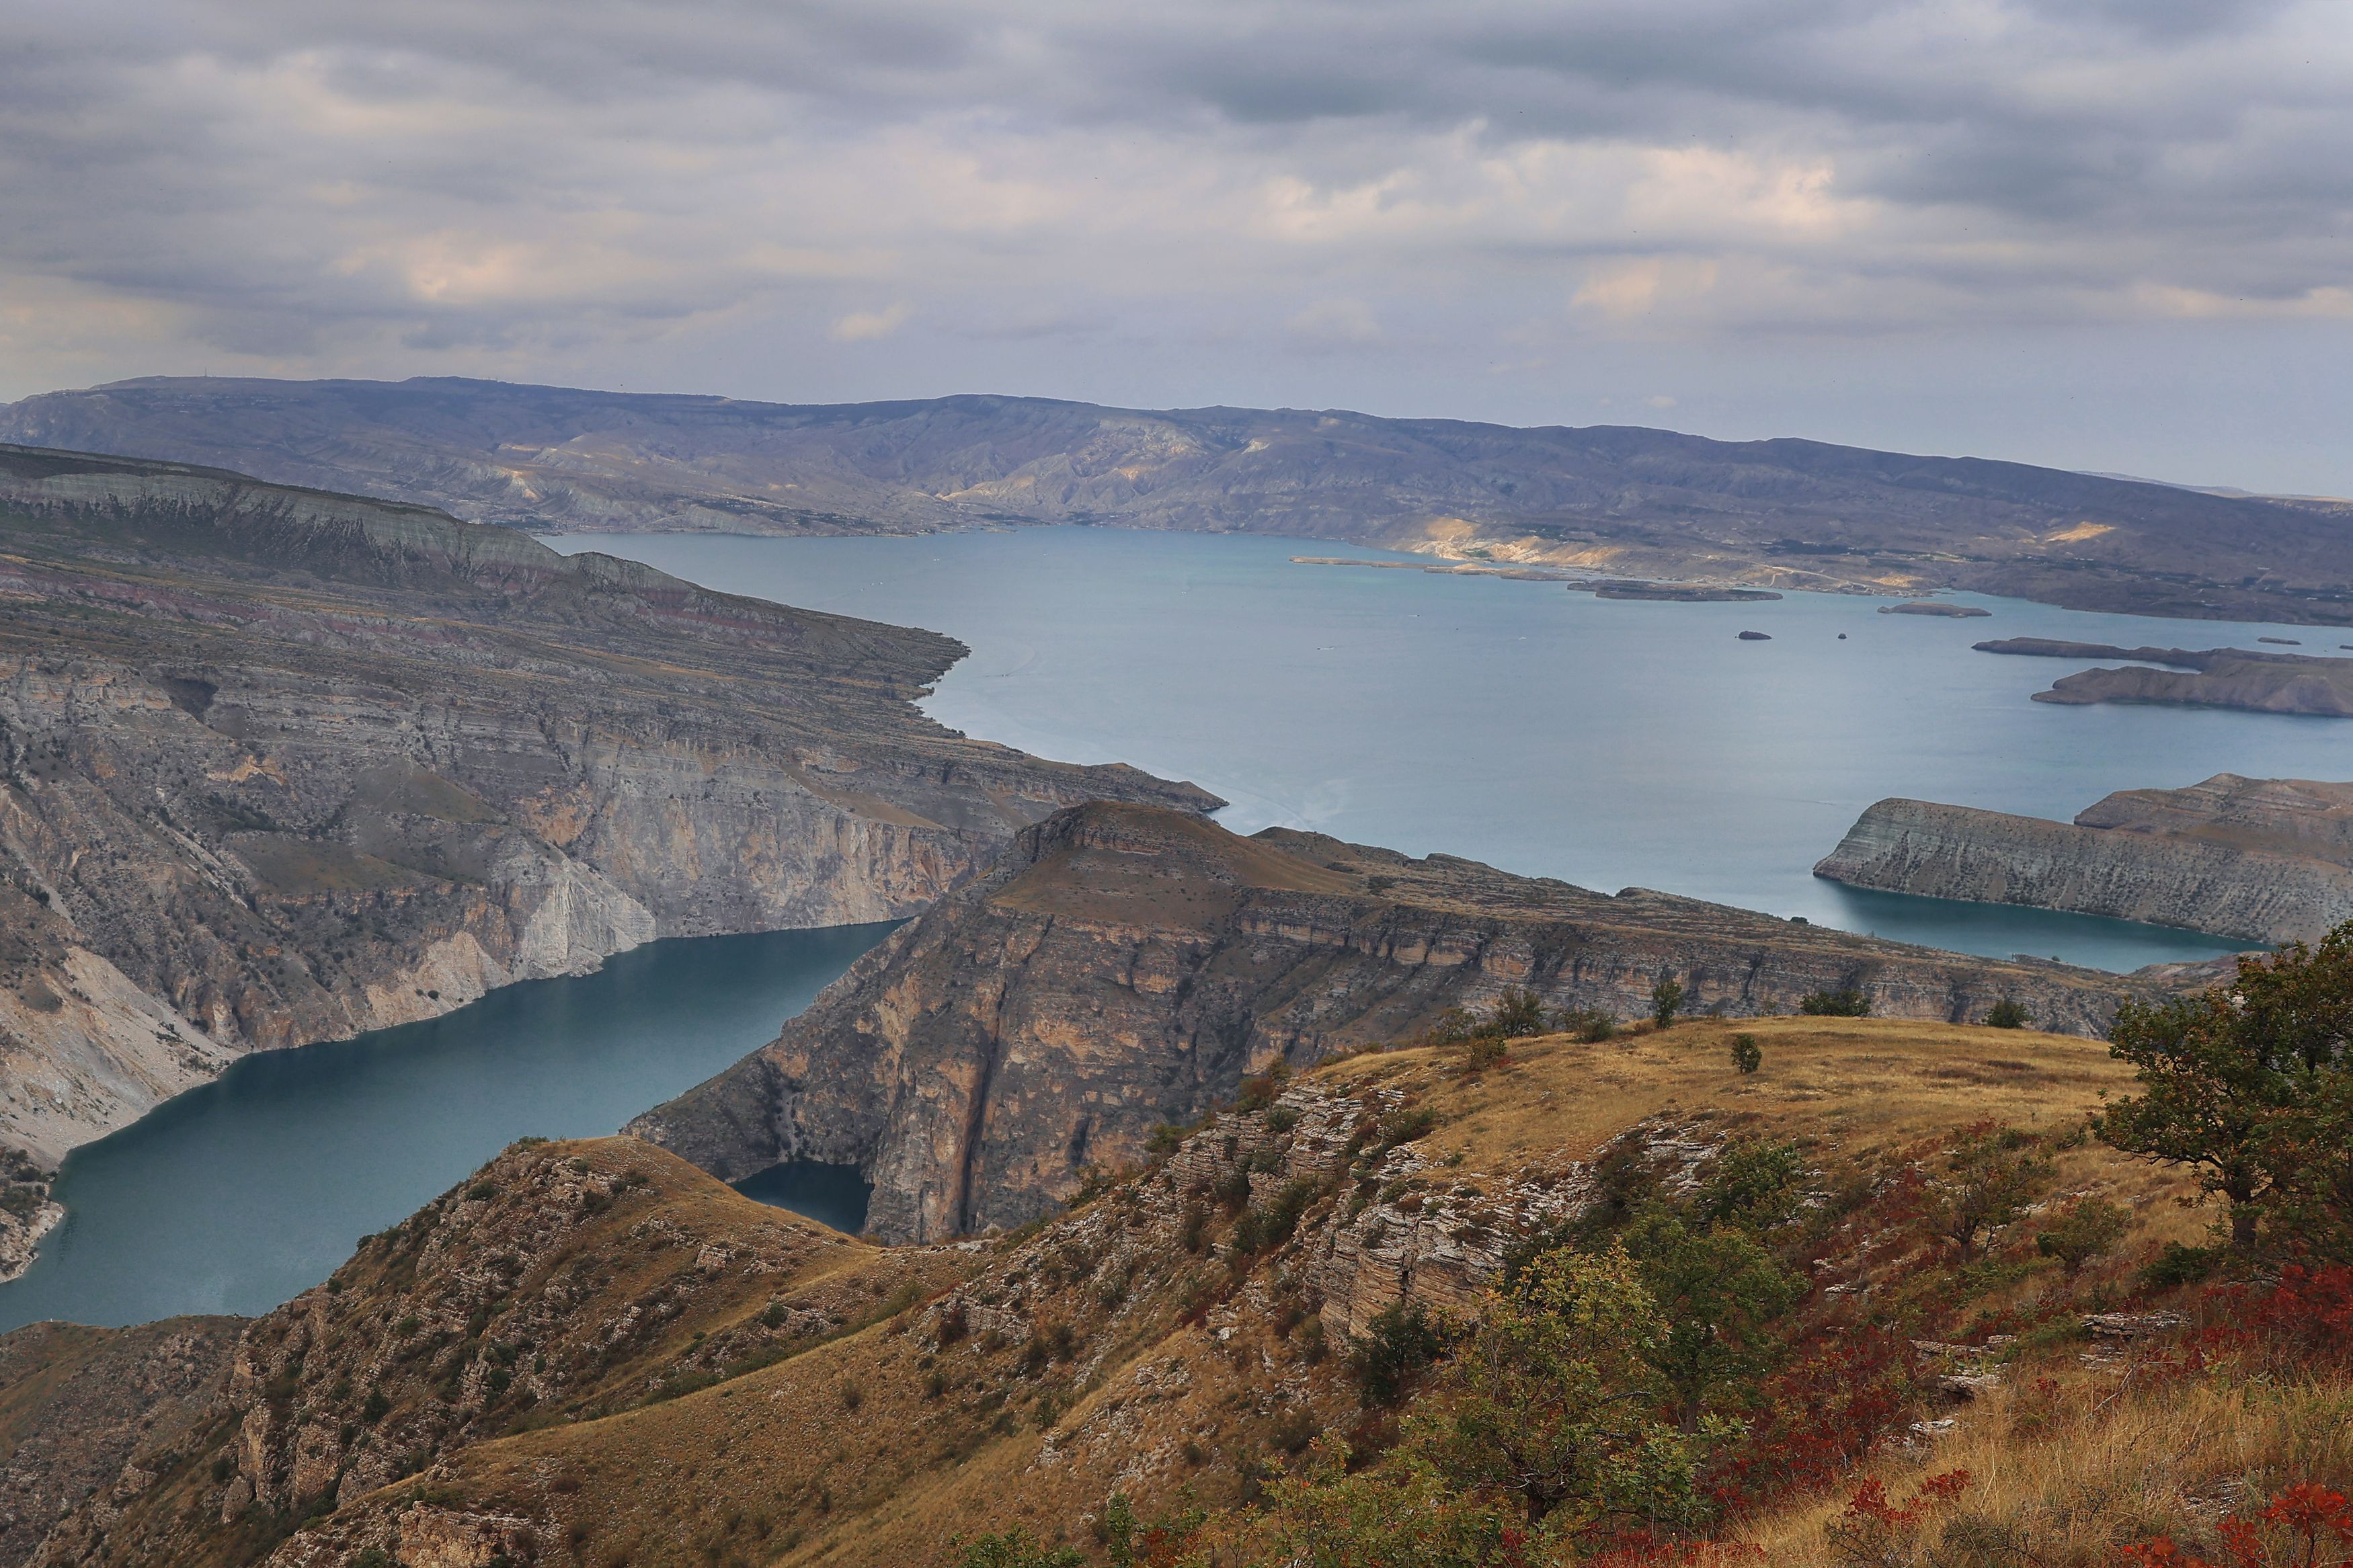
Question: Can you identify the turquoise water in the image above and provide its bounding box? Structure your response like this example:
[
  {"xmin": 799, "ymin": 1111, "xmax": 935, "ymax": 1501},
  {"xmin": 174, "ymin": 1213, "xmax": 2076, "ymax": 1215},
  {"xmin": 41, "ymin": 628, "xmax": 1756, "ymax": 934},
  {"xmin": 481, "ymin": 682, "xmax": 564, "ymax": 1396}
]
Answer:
[
  {"xmin": 0, "ymin": 925, "xmax": 894, "ymax": 1331},
  {"xmin": 553, "ymin": 528, "xmax": 2353, "ymax": 971}
]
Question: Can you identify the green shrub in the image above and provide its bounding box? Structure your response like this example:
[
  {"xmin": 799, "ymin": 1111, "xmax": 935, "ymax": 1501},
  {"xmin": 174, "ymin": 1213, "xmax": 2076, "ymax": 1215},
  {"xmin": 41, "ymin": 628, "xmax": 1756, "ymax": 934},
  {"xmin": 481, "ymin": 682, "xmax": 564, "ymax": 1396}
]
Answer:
[
  {"xmin": 2036, "ymin": 1196, "xmax": 2130, "ymax": 1278},
  {"xmin": 1799, "ymin": 988, "xmax": 1872, "ymax": 1017},
  {"xmin": 2139, "ymin": 1241, "xmax": 2223, "ymax": 1290},
  {"xmin": 1553, "ymin": 1007, "xmax": 1618, "ymax": 1043},
  {"xmin": 1730, "ymin": 1034, "xmax": 1761, "ymax": 1074},
  {"xmin": 1986, "ymin": 997, "xmax": 2031, "ymax": 1029},
  {"xmin": 1650, "ymin": 976, "xmax": 1685, "ymax": 1028}
]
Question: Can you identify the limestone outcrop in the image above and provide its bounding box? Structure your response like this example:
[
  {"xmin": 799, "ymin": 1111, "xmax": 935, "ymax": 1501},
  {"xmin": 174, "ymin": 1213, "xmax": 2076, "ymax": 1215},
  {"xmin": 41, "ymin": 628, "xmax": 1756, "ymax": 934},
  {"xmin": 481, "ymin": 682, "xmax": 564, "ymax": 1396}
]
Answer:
[
  {"xmin": 1814, "ymin": 775, "xmax": 2353, "ymax": 944},
  {"xmin": 0, "ymin": 444, "xmax": 1213, "ymax": 1184},
  {"xmin": 631, "ymin": 800, "xmax": 2163, "ymax": 1243}
]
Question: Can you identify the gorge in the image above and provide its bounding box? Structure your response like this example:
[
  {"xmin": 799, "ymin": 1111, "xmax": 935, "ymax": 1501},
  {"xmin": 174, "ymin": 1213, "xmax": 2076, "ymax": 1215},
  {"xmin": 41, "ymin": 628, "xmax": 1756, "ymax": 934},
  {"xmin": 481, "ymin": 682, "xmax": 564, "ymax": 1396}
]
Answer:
[{"xmin": 0, "ymin": 444, "xmax": 1208, "ymax": 1274}]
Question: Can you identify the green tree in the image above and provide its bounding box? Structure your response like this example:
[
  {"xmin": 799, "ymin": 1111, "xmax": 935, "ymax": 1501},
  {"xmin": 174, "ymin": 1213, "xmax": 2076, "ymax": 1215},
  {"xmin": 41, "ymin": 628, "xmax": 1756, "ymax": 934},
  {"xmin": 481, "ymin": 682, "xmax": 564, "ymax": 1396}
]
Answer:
[
  {"xmin": 1621, "ymin": 1208, "xmax": 1806, "ymax": 1432},
  {"xmin": 1412, "ymin": 1245, "xmax": 1706, "ymax": 1534},
  {"xmin": 1730, "ymin": 1033, "xmax": 1761, "ymax": 1074},
  {"xmin": 1349, "ymin": 1301, "xmax": 1449, "ymax": 1407},
  {"xmin": 1931, "ymin": 1122, "xmax": 2048, "ymax": 1262},
  {"xmin": 2102, "ymin": 931, "xmax": 2353, "ymax": 1253},
  {"xmin": 1694, "ymin": 1139, "xmax": 1804, "ymax": 1231},
  {"xmin": 2035, "ymin": 1196, "xmax": 2128, "ymax": 1278},
  {"xmin": 1651, "ymin": 976, "xmax": 1685, "ymax": 1028},
  {"xmin": 1985, "ymin": 998, "xmax": 2030, "ymax": 1030}
]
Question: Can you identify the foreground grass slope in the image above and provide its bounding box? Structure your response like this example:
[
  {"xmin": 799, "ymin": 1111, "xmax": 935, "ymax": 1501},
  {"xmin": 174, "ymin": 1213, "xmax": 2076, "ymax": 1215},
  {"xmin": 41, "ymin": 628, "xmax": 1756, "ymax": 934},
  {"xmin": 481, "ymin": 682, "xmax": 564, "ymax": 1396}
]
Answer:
[{"xmin": 7, "ymin": 1007, "xmax": 2342, "ymax": 1568}]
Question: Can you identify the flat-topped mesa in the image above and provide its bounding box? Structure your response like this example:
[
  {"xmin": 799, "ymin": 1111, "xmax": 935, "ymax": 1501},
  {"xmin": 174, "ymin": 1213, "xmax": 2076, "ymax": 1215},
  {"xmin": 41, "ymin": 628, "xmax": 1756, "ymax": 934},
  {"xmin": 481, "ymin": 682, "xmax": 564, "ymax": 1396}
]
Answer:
[
  {"xmin": 0, "ymin": 444, "xmax": 1214, "ymax": 1220},
  {"xmin": 630, "ymin": 800, "xmax": 2162, "ymax": 1244},
  {"xmin": 1815, "ymin": 776, "xmax": 2353, "ymax": 944}
]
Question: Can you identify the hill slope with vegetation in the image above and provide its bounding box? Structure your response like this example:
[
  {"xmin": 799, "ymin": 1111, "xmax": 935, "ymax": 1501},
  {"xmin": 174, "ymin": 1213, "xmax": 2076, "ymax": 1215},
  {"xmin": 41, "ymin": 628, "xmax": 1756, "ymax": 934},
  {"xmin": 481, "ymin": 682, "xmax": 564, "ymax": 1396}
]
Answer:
[{"xmin": 9, "ymin": 927, "xmax": 2350, "ymax": 1568}]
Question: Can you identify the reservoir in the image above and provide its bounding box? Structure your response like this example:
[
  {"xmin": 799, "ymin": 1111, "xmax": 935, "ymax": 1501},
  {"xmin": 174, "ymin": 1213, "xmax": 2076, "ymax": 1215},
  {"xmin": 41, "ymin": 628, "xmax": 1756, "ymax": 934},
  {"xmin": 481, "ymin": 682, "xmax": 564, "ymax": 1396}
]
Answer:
[
  {"xmin": 0, "ymin": 923, "xmax": 892, "ymax": 1332},
  {"xmin": 555, "ymin": 527, "xmax": 2351, "ymax": 970}
]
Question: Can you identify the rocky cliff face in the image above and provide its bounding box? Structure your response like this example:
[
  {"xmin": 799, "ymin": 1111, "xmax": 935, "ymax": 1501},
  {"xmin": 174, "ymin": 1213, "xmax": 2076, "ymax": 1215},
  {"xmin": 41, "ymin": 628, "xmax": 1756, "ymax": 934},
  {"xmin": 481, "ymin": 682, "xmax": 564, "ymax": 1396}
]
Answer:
[
  {"xmin": 0, "ymin": 444, "xmax": 1213, "ymax": 1214},
  {"xmin": 9, "ymin": 377, "xmax": 2353, "ymax": 624},
  {"xmin": 1813, "ymin": 776, "xmax": 2353, "ymax": 944},
  {"xmin": 630, "ymin": 800, "xmax": 2161, "ymax": 1244}
]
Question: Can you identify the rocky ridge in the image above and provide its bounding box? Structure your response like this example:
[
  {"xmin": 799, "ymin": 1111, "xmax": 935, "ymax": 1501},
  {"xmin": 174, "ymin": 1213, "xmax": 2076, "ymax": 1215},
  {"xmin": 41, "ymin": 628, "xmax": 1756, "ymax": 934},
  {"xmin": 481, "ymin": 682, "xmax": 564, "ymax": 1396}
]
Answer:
[
  {"xmin": 0, "ymin": 444, "xmax": 1211, "ymax": 1253},
  {"xmin": 629, "ymin": 800, "xmax": 2176, "ymax": 1245},
  {"xmin": 1814, "ymin": 774, "xmax": 2353, "ymax": 944},
  {"xmin": 9, "ymin": 377, "xmax": 2353, "ymax": 625}
]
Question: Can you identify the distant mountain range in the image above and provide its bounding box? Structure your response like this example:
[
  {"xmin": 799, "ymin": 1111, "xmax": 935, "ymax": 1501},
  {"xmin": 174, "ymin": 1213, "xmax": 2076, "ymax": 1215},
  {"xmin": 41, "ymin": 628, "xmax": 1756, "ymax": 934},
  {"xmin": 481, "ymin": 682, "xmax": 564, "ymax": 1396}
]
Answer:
[{"xmin": 7, "ymin": 375, "xmax": 2352, "ymax": 624}]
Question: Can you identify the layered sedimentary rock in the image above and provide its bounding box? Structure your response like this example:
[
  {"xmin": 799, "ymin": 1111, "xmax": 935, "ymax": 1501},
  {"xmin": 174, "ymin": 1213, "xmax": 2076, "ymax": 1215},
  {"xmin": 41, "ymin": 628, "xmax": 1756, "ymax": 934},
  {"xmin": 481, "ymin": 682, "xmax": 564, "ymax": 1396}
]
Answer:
[
  {"xmin": 1814, "ymin": 776, "xmax": 2353, "ymax": 944},
  {"xmin": 0, "ymin": 444, "xmax": 1213, "ymax": 1218},
  {"xmin": 11, "ymin": 376, "xmax": 2353, "ymax": 624},
  {"xmin": 1977, "ymin": 637, "xmax": 2353, "ymax": 716},
  {"xmin": 631, "ymin": 800, "xmax": 2158, "ymax": 1243}
]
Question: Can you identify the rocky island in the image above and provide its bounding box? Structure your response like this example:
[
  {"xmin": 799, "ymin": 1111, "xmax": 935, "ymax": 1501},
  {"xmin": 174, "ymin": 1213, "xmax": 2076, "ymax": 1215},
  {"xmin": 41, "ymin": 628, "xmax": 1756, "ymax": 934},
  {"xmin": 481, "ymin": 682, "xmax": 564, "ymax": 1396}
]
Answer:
[
  {"xmin": 1814, "ymin": 773, "xmax": 2353, "ymax": 944},
  {"xmin": 631, "ymin": 799, "xmax": 2187, "ymax": 1244},
  {"xmin": 0, "ymin": 444, "xmax": 1210, "ymax": 1270},
  {"xmin": 1880, "ymin": 600, "xmax": 1991, "ymax": 617}
]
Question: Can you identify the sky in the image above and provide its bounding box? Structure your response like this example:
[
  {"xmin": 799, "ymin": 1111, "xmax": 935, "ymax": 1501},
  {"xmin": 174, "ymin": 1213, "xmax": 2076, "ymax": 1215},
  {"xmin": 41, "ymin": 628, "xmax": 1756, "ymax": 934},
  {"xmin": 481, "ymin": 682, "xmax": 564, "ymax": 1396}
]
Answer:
[{"xmin": 4, "ymin": 0, "xmax": 2350, "ymax": 494}]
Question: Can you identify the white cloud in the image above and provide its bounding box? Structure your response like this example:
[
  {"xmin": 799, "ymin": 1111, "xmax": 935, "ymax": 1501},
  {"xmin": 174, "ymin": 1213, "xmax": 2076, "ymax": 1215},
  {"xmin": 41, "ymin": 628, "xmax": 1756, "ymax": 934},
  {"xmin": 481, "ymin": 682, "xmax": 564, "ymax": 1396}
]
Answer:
[
  {"xmin": 831, "ymin": 304, "xmax": 914, "ymax": 341},
  {"xmin": 0, "ymin": 0, "xmax": 2348, "ymax": 489}
]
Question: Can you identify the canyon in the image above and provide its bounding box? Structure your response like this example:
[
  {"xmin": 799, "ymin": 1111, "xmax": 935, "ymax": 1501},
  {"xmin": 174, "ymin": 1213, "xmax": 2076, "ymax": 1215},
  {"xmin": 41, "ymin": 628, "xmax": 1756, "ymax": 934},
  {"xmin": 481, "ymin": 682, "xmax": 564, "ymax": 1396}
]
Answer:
[
  {"xmin": 0, "ymin": 444, "xmax": 1210, "ymax": 1268},
  {"xmin": 1814, "ymin": 773, "xmax": 2353, "ymax": 944},
  {"xmin": 8, "ymin": 377, "xmax": 2353, "ymax": 626},
  {"xmin": 630, "ymin": 798, "xmax": 2195, "ymax": 1245}
]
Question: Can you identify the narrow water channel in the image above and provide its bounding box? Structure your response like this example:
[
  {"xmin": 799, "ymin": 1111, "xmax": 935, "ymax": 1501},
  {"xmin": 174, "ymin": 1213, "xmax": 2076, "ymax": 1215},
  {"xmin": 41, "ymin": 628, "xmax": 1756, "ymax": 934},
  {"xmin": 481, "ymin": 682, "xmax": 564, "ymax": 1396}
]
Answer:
[{"xmin": 0, "ymin": 923, "xmax": 894, "ymax": 1331}]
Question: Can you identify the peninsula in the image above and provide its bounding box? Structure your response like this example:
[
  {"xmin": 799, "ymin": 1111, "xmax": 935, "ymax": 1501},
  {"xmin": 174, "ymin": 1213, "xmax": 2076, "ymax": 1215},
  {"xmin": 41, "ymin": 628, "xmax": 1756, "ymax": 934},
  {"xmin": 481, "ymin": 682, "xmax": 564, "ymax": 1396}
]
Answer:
[{"xmin": 1815, "ymin": 773, "xmax": 2353, "ymax": 944}]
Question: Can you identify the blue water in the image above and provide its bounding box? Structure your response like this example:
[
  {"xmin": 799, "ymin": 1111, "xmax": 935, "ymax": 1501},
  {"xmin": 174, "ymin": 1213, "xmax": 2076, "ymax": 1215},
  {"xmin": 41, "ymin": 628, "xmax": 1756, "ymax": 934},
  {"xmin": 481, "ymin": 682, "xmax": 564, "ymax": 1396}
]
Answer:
[
  {"xmin": 552, "ymin": 527, "xmax": 2353, "ymax": 971},
  {"xmin": 0, "ymin": 925, "xmax": 895, "ymax": 1331},
  {"xmin": 733, "ymin": 1161, "xmax": 872, "ymax": 1237}
]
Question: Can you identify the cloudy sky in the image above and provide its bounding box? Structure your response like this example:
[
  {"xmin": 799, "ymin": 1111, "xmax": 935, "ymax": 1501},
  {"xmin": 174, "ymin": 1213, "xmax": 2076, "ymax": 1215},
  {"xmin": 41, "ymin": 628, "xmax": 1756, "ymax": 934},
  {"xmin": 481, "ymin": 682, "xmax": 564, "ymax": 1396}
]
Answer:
[{"xmin": 5, "ymin": 0, "xmax": 2349, "ymax": 491}]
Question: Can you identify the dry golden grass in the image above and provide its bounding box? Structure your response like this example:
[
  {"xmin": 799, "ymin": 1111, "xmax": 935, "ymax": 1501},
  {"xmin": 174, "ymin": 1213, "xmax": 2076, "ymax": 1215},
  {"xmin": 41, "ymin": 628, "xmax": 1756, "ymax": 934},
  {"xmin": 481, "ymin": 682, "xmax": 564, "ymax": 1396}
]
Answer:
[
  {"xmin": 1732, "ymin": 1370, "xmax": 2353, "ymax": 1567},
  {"xmin": 1322, "ymin": 1016, "xmax": 2135, "ymax": 1169}
]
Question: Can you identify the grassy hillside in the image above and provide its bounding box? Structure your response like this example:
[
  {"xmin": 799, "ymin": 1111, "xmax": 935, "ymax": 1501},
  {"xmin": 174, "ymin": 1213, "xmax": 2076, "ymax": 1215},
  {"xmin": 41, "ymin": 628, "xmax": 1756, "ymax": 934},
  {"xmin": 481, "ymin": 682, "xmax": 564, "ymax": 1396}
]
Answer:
[{"xmin": 11, "ymin": 1011, "xmax": 2346, "ymax": 1568}]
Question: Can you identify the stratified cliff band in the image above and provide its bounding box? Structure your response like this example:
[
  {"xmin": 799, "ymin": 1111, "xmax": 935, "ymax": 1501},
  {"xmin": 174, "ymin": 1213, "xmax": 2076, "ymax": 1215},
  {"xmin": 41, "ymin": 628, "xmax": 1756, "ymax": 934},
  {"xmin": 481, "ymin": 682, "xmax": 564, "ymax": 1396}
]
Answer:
[
  {"xmin": 1814, "ymin": 774, "xmax": 2353, "ymax": 944},
  {"xmin": 631, "ymin": 800, "xmax": 2179, "ymax": 1244}
]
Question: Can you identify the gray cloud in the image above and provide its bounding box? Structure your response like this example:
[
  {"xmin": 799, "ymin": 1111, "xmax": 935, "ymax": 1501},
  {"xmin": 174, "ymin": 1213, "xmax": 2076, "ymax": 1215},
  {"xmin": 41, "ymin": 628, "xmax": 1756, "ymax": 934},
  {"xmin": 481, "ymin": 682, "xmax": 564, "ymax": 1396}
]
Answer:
[{"xmin": 0, "ymin": 0, "xmax": 2347, "ymax": 490}]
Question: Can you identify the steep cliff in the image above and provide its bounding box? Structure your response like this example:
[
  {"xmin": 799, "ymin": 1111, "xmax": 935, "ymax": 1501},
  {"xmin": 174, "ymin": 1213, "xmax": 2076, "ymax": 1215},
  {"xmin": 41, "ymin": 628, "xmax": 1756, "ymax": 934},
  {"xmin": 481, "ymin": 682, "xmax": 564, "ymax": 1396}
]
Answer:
[
  {"xmin": 0, "ymin": 444, "xmax": 1214, "ymax": 1219},
  {"xmin": 9, "ymin": 376, "xmax": 2353, "ymax": 624},
  {"xmin": 1814, "ymin": 776, "xmax": 2353, "ymax": 944},
  {"xmin": 630, "ymin": 801, "xmax": 2162, "ymax": 1243}
]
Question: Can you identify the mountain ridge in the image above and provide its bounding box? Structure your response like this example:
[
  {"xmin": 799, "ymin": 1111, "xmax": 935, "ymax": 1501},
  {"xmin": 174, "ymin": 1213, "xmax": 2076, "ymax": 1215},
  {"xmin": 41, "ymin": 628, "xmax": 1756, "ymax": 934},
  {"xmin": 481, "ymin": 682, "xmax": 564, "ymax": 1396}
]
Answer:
[{"xmin": 9, "ymin": 376, "xmax": 2353, "ymax": 624}]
